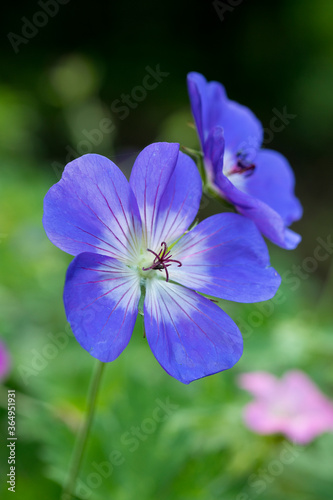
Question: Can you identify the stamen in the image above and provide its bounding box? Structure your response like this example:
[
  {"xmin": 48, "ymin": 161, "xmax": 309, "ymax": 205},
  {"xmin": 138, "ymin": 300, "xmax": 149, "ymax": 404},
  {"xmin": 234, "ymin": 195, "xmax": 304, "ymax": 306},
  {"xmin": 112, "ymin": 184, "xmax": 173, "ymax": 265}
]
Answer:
[
  {"xmin": 142, "ymin": 241, "xmax": 182, "ymax": 282},
  {"xmin": 229, "ymin": 160, "xmax": 255, "ymax": 177},
  {"xmin": 160, "ymin": 241, "xmax": 167, "ymax": 258},
  {"xmin": 228, "ymin": 152, "xmax": 256, "ymax": 177}
]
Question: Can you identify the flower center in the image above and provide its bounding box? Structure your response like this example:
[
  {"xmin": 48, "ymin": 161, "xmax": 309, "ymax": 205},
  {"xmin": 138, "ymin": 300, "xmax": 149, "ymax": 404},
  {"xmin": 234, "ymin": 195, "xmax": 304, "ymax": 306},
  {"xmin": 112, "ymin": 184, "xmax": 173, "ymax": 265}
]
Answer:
[
  {"xmin": 231, "ymin": 152, "xmax": 255, "ymax": 176},
  {"xmin": 222, "ymin": 149, "xmax": 256, "ymax": 191},
  {"xmin": 224, "ymin": 150, "xmax": 255, "ymax": 178},
  {"xmin": 142, "ymin": 241, "xmax": 182, "ymax": 282}
]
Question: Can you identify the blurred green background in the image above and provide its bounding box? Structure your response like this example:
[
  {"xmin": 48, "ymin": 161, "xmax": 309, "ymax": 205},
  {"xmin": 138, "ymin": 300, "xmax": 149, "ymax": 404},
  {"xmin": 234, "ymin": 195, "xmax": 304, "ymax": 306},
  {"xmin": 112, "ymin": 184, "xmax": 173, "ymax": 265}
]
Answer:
[{"xmin": 1, "ymin": 0, "xmax": 333, "ymax": 499}]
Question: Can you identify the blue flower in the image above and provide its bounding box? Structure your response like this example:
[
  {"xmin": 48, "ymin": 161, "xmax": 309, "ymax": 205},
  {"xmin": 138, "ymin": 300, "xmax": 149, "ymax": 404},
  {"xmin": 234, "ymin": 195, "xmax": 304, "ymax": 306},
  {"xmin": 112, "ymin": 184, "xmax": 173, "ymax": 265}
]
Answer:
[
  {"xmin": 187, "ymin": 72, "xmax": 303, "ymax": 249},
  {"xmin": 43, "ymin": 143, "xmax": 280, "ymax": 383}
]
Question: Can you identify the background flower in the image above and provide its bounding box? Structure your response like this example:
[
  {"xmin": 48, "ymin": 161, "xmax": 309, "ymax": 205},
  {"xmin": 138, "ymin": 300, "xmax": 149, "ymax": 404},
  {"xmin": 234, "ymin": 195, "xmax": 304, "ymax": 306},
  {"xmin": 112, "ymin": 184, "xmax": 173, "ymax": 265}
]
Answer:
[
  {"xmin": 187, "ymin": 72, "xmax": 303, "ymax": 250},
  {"xmin": 0, "ymin": 341, "xmax": 10, "ymax": 381},
  {"xmin": 238, "ymin": 370, "xmax": 333, "ymax": 444}
]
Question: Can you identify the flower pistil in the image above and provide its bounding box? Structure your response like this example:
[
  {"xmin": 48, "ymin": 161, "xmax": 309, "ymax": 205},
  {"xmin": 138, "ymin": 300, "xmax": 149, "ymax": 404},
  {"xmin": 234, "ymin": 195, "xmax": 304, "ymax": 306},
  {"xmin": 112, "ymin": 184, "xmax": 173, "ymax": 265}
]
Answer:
[{"xmin": 142, "ymin": 241, "xmax": 182, "ymax": 282}]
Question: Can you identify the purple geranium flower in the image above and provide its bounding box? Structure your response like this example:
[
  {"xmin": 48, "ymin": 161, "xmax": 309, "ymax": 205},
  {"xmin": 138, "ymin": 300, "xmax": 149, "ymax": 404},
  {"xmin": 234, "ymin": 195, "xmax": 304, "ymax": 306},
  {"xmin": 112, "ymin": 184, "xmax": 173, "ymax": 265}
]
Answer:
[
  {"xmin": 238, "ymin": 371, "xmax": 333, "ymax": 444},
  {"xmin": 187, "ymin": 72, "xmax": 303, "ymax": 249},
  {"xmin": 43, "ymin": 143, "xmax": 280, "ymax": 384}
]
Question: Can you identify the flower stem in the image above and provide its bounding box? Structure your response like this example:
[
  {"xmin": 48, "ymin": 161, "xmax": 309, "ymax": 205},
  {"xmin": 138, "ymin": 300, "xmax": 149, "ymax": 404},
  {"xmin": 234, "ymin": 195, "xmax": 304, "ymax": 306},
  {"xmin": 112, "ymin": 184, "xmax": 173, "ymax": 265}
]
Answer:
[{"xmin": 61, "ymin": 360, "xmax": 105, "ymax": 500}]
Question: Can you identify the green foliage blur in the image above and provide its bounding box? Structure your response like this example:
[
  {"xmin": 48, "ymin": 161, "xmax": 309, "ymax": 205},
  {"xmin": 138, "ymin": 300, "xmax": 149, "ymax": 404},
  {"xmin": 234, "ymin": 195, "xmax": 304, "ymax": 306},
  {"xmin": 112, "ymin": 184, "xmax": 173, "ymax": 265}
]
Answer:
[{"xmin": 0, "ymin": 1, "xmax": 333, "ymax": 499}]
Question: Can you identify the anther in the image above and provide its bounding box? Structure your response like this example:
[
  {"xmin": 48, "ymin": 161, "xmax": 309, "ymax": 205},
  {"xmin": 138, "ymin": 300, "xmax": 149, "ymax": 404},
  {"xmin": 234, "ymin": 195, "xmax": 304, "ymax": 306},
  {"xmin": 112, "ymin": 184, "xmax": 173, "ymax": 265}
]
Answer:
[
  {"xmin": 229, "ymin": 152, "xmax": 256, "ymax": 177},
  {"xmin": 142, "ymin": 241, "xmax": 182, "ymax": 282}
]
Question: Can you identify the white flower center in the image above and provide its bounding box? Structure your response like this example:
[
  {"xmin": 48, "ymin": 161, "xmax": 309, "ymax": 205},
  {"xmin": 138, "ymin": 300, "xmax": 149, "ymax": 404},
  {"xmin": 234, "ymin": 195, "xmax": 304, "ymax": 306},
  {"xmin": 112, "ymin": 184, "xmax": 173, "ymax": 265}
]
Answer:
[{"xmin": 222, "ymin": 149, "xmax": 255, "ymax": 191}]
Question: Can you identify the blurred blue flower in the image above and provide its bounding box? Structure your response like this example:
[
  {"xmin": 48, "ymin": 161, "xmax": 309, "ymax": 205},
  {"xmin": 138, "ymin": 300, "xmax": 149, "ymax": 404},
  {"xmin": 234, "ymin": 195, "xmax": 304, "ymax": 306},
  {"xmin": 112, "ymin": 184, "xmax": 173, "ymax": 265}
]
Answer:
[
  {"xmin": 187, "ymin": 72, "xmax": 303, "ymax": 249},
  {"xmin": 43, "ymin": 143, "xmax": 280, "ymax": 383}
]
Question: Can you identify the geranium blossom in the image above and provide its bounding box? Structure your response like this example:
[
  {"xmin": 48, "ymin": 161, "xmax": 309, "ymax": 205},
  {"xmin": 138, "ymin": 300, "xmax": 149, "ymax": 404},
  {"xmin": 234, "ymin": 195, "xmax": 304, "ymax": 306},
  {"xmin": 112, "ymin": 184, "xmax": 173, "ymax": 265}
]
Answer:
[
  {"xmin": 187, "ymin": 72, "xmax": 303, "ymax": 249},
  {"xmin": 238, "ymin": 371, "xmax": 333, "ymax": 444},
  {"xmin": 43, "ymin": 142, "xmax": 280, "ymax": 383}
]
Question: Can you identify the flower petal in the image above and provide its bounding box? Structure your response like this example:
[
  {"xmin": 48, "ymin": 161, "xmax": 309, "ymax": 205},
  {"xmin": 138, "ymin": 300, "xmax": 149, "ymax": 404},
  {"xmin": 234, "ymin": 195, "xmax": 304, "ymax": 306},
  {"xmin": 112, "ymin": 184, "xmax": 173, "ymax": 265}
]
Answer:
[
  {"xmin": 144, "ymin": 279, "xmax": 243, "ymax": 384},
  {"xmin": 187, "ymin": 72, "xmax": 263, "ymax": 156},
  {"xmin": 243, "ymin": 401, "xmax": 284, "ymax": 435},
  {"xmin": 203, "ymin": 126, "xmax": 225, "ymax": 182},
  {"xmin": 219, "ymin": 99, "xmax": 263, "ymax": 158},
  {"xmin": 129, "ymin": 143, "xmax": 201, "ymax": 248},
  {"xmin": 129, "ymin": 142, "xmax": 178, "ymax": 244},
  {"xmin": 245, "ymin": 149, "xmax": 303, "ymax": 225},
  {"xmin": 43, "ymin": 154, "xmax": 142, "ymax": 262},
  {"xmin": 215, "ymin": 173, "xmax": 301, "ymax": 249},
  {"xmin": 238, "ymin": 372, "xmax": 278, "ymax": 397},
  {"xmin": 284, "ymin": 228, "xmax": 302, "ymax": 249},
  {"xmin": 240, "ymin": 370, "xmax": 333, "ymax": 444},
  {"xmin": 0, "ymin": 341, "xmax": 10, "ymax": 381},
  {"xmin": 153, "ymin": 151, "xmax": 202, "ymax": 247},
  {"xmin": 64, "ymin": 252, "xmax": 141, "ymax": 362},
  {"xmin": 187, "ymin": 72, "xmax": 227, "ymax": 146},
  {"xmin": 170, "ymin": 213, "xmax": 281, "ymax": 302}
]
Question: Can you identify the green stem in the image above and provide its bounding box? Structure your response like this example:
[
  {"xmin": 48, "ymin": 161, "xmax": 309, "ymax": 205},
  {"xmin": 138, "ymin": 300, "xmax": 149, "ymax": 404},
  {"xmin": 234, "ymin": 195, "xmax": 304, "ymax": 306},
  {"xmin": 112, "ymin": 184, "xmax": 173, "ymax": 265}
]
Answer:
[
  {"xmin": 180, "ymin": 145, "xmax": 206, "ymax": 184},
  {"xmin": 61, "ymin": 360, "xmax": 105, "ymax": 500},
  {"xmin": 203, "ymin": 185, "xmax": 236, "ymax": 212}
]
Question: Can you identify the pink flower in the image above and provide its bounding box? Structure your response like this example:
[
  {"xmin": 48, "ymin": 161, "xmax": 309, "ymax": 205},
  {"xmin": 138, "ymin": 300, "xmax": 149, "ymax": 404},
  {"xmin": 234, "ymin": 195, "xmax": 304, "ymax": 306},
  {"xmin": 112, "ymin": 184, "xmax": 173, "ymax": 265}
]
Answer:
[
  {"xmin": 238, "ymin": 370, "xmax": 333, "ymax": 444},
  {"xmin": 0, "ymin": 341, "xmax": 10, "ymax": 381}
]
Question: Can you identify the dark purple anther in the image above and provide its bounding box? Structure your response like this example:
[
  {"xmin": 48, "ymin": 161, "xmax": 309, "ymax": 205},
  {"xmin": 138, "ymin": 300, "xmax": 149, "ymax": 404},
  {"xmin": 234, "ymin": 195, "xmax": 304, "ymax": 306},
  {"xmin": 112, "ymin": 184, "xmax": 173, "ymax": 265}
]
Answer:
[
  {"xmin": 142, "ymin": 241, "xmax": 182, "ymax": 282},
  {"xmin": 228, "ymin": 152, "xmax": 256, "ymax": 177}
]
